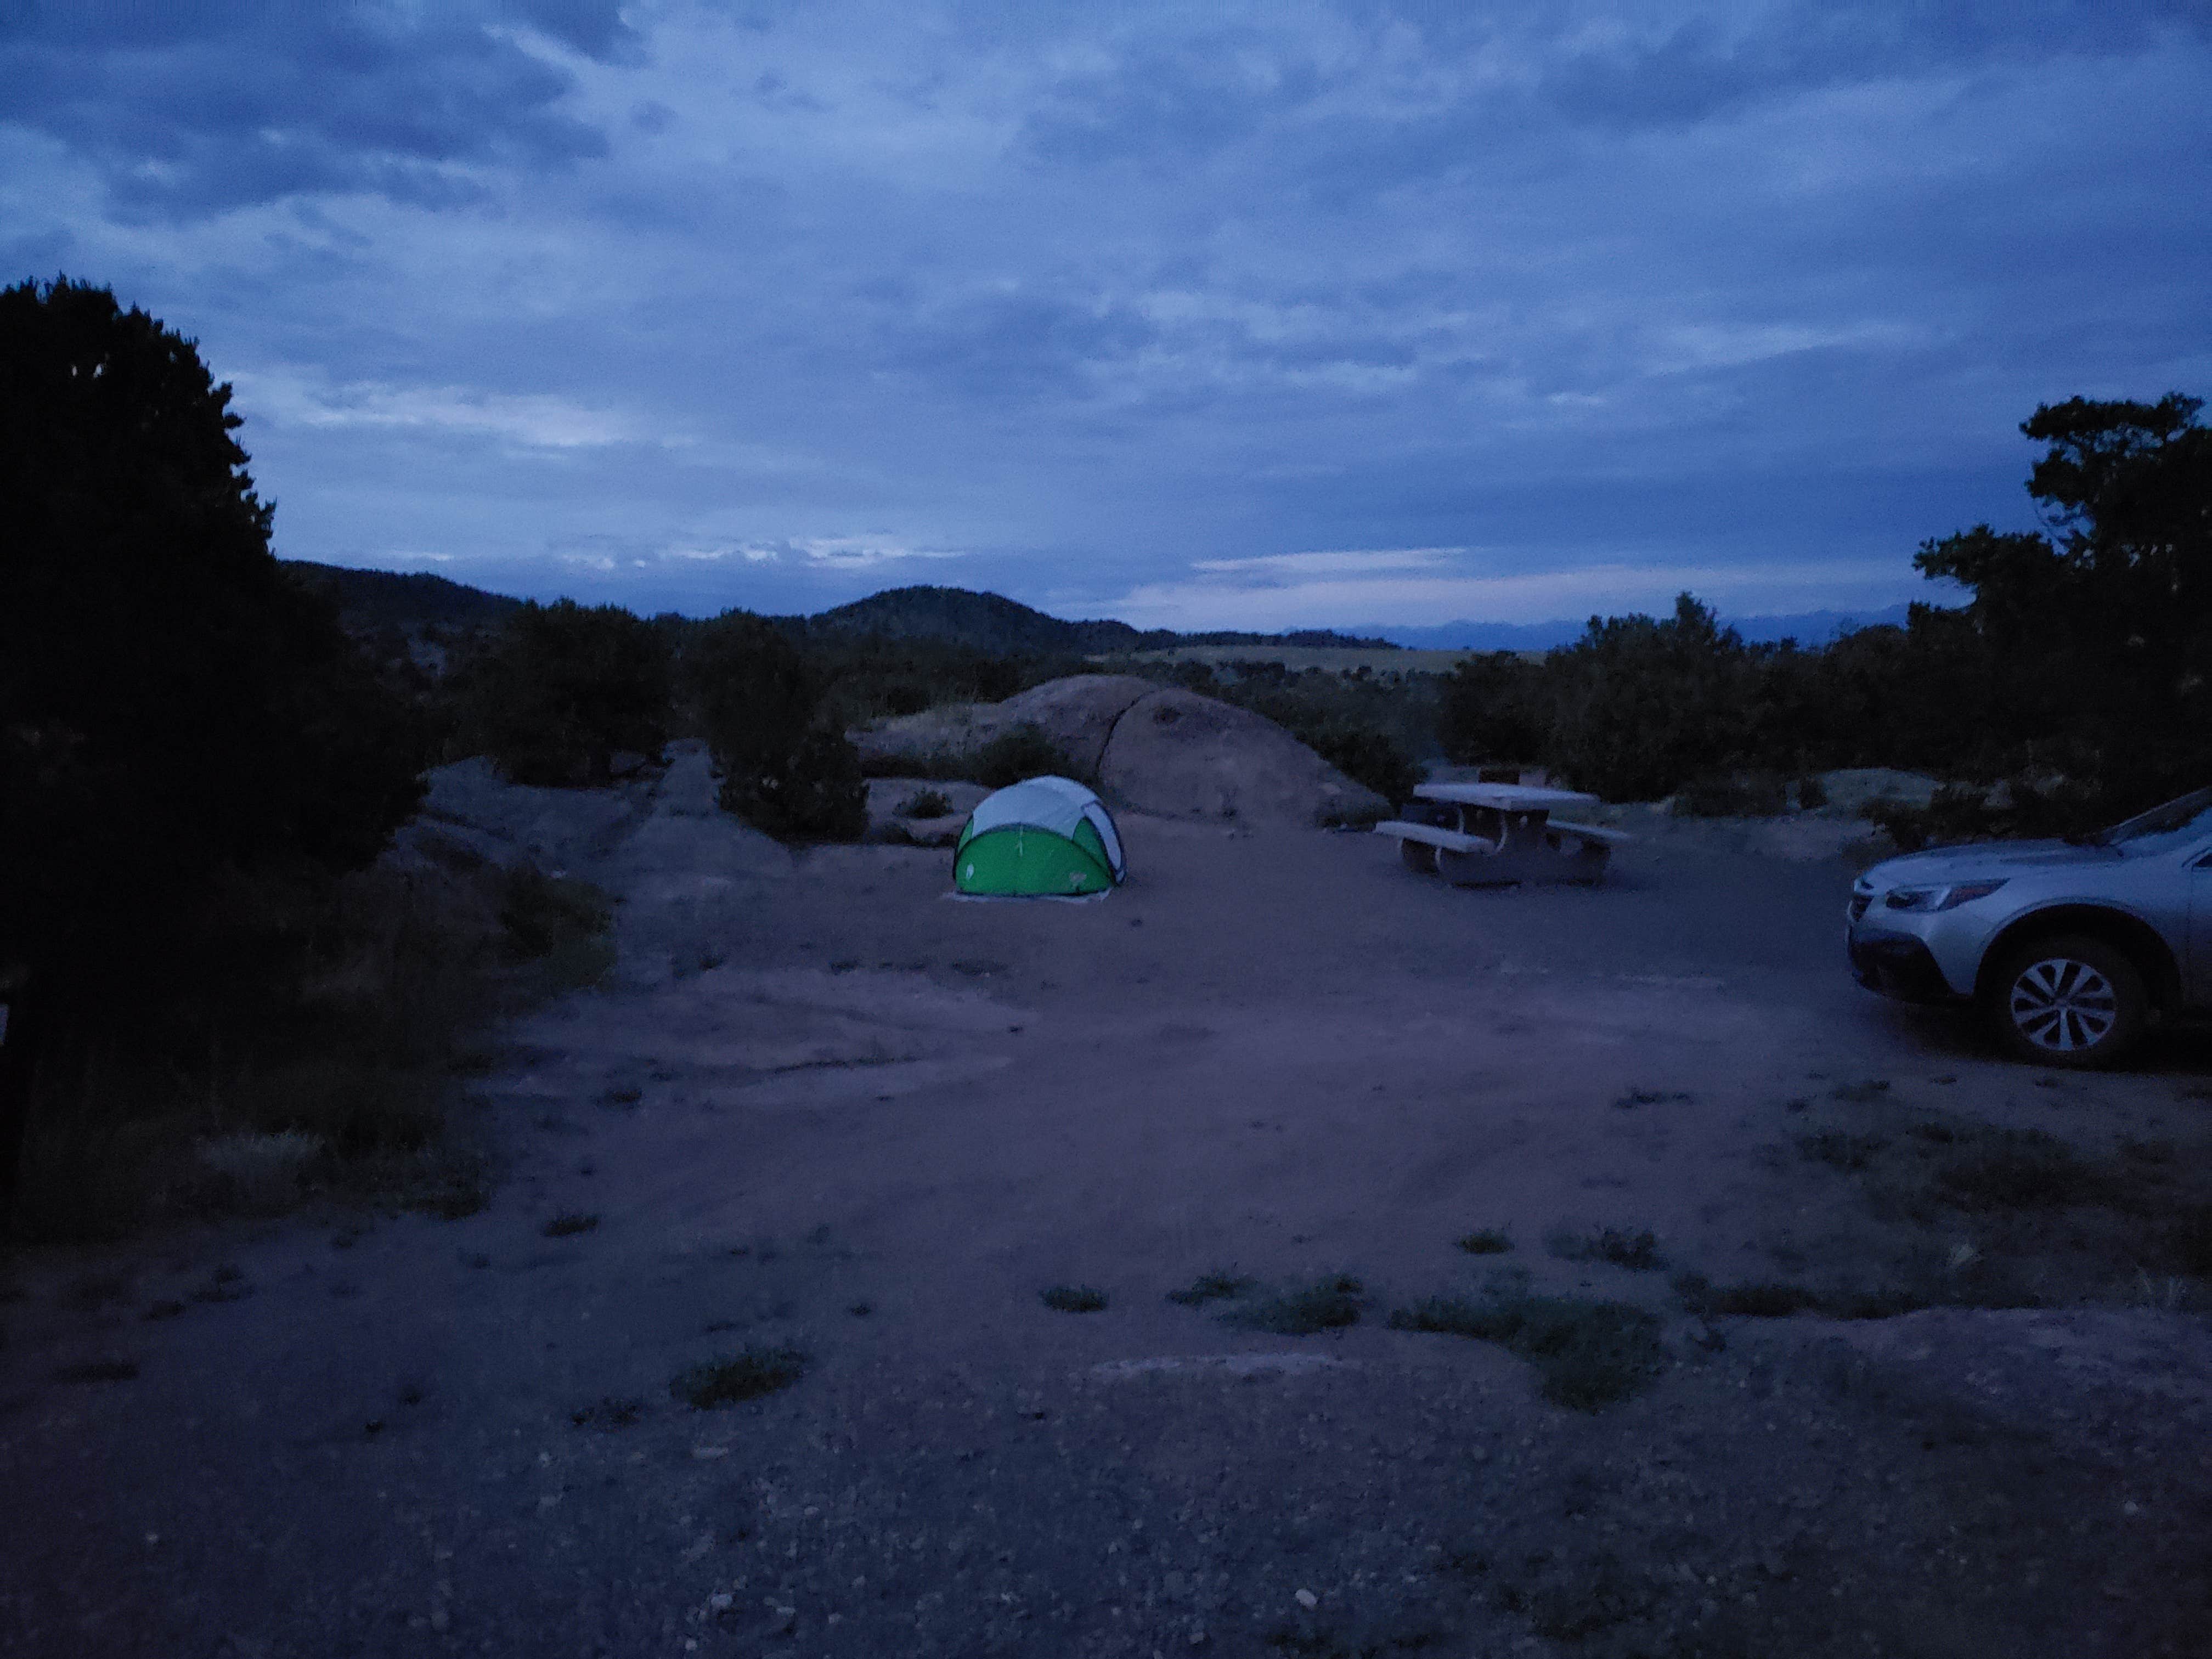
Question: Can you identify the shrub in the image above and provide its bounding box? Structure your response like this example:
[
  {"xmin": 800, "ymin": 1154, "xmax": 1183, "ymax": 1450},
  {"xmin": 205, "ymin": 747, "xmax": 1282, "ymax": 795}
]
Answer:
[
  {"xmin": 1454, "ymin": 1228, "xmax": 1514, "ymax": 1255},
  {"xmin": 670, "ymin": 1346, "xmax": 806, "ymax": 1408},
  {"xmin": 897, "ymin": 788, "xmax": 952, "ymax": 818},
  {"xmin": 1671, "ymin": 771, "xmax": 1788, "ymax": 818},
  {"xmin": 1040, "ymin": 1284, "xmax": 1109, "ymax": 1312},
  {"xmin": 685, "ymin": 611, "xmax": 869, "ymax": 842},
  {"xmin": 1304, "ymin": 719, "xmax": 1423, "ymax": 806},
  {"xmin": 1223, "ymin": 1274, "xmax": 1365, "ymax": 1335},
  {"xmin": 1438, "ymin": 653, "xmax": 1550, "ymax": 766},
  {"xmin": 1166, "ymin": 1270, "xmax": 1256, "ymax": 1306},
  {"xmin": 1388, "ymin": 1292, "xmax": 1668, "ymax": 1410},
  {"xmin": 973, "ymin": 723, "xmax": 1074, "ymax": 787},
  {"xmin": 720, "ymin": 726, "xmax": 870, "ymax": 842},
  {"xmin": 1795, "ymin": 773, "xmax": 1829, "ymax": 810},
  {"xmin": 461, "ymin": 600, "xmax": 670, "ymax": 786}
]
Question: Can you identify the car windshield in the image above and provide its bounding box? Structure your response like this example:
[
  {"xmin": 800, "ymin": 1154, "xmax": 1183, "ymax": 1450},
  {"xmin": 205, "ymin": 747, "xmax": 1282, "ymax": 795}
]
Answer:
[{"xmin": 2086, "ymin": 785, "xmax": 2212, "ymax": 854}]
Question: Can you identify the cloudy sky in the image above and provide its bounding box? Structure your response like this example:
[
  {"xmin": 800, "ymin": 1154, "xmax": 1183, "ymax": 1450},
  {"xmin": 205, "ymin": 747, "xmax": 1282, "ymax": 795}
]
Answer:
[{"xmin": 7, "ymin": 2, "xmax": 2208, "ymax": 630}]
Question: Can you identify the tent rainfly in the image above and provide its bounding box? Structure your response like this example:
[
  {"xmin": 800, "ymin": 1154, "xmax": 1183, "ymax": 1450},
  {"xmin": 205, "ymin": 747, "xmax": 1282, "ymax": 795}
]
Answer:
[{"xmin": 954, "ymin": 776, "xmax": 1126, "ymax": 897}]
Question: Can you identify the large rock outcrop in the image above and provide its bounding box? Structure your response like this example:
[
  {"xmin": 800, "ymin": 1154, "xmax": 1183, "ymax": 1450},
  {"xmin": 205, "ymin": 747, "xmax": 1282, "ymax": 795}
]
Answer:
[{"xmin": 853, "ymin": 676, "xmax": 1389, "ymax": 828}]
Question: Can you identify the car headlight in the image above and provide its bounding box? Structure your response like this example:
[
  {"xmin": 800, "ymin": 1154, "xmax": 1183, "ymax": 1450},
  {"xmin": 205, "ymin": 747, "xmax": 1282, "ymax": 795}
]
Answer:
[{"xmin": 1882, "ymin": 879, "xmax": 2007, "ymax": 913}]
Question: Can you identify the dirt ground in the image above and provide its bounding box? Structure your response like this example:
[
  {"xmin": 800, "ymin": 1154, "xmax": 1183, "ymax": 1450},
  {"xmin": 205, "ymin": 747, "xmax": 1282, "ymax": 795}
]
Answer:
[{"xmin": 5, "ymin": 747, "xmax": 2211, "ymax": 1658}]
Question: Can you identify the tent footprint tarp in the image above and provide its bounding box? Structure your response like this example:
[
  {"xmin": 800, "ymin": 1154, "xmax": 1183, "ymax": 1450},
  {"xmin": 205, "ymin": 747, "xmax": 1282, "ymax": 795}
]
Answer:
[{"xmin": 954, "ymin": 776, "xmax": 1126, "ymax": 897}]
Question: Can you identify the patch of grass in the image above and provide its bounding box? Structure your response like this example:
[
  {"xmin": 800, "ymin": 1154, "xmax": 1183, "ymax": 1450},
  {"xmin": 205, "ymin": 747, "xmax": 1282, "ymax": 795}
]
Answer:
[
  {"xmin": 1453, "ymin": 1228, "xmax": 1515, "ymax": 1255},
  {"xmin": 1040, "ymin": 1284, "xmax": 1109, "ymax": 1313},
  {"xmin": 1672, "ymin": 1272, "xmax": 1821, "ymax": 1318},
  {"xmin": 896, "ymin": 787, "xmax": 952, "ymax": 818},
  {"xmin": 1546, "ymin": 1225, "xmax": 1664, "ymax": 1272},
  {"xmin": 570, "ymin": 1395, "xmax": 644, "ymax": 1429},
  {"xmin": 53, "ymin": 1359, "xmax": 139, "ymax": 1384},
  {"xmin": 1492, "ymin": 1549, "xmax": 1664, "ymax": 1643},
  {"xmin": 542, "ymin": 1211, "xmax": 600, "ymax": 1237},
  {"xmin": 1830, "ymin": 1078, "xmax": 1893, "ymax": 1103},
  {"xmin": 1224, "ymin": 1274, "xmax": 1366, "ymax": 1335},
  {"xmin": 1388, "ymin": 1293, "xmax": 1667, "ymax": 1410},
  {"xmin": 2165, "ymin": 1205, "xmax": 2212, "ymax": 1277},
  {"xmin": 1165, "ymin": 1269, "xmax": 1256, "ymax": 1306},
  {"xmin": 63, "ymin": 1272, "xmax": 132, "ymax": 1311},
  {"xmin": 1611, "ymin": 1087, "xmax": 1692, "ymax": 1110},
  {"xmin": 670, "ymin": 1346, "xmax": 807, "ymax": 1409},
  {"xmin": 1798, "ymin": 1130, "xmax": 1889, "ymax": 1171},
  {"xmin": 1933, "ymin": 1128, "xmax": 2100, "ymax": 1210},
  {"xmin": 142, "ymin": 1299, "xmax": 184, "ymax": 1321}
]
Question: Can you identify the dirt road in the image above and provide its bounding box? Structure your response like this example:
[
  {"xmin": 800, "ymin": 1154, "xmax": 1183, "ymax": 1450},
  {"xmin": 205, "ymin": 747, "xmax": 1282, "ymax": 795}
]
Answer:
[{"xmin": 6, "ymin": 749, "xmax": 2210, "ymax": 1657}]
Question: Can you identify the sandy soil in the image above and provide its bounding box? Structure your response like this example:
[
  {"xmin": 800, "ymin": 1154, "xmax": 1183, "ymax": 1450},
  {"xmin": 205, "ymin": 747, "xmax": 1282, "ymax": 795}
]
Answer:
[{"xmin": 4, "ymin": 747, "xmax": 2211, "ymax": 1658}]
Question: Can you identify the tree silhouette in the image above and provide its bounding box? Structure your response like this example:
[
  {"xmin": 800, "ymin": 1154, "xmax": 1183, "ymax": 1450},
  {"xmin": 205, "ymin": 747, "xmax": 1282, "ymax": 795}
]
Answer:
[
  {"xmin": 681, "ymin": 610, "xmax": 868, "ymax": 840},
  {"xmin": 461, "ymin": 599, "xmax": 671, "ymax": 786},
  {"xmin": 0, "ymin": 278, "xmax": 424, "ymax": 1214},
  {"xmin": 1915, "ymin": 393, "xmax": 2209, "ymax": 800}
]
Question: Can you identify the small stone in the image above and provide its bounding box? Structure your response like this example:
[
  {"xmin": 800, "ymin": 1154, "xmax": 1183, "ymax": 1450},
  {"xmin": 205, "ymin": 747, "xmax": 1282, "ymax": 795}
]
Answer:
[
  {"xmin": 707, "ymin": 1593, "xmax": 733, "ymax": 1612},
  {"xmin": 1294, "ymin": 1589, "xmax": 1317, "ymax": 1610}
]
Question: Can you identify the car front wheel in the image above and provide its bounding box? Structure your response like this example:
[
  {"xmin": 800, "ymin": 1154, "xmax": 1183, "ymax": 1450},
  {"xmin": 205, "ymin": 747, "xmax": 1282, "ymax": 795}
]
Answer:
[{"xmin": 1984, "ymin": 933, "xmax": 2149, "ymax": 1069}]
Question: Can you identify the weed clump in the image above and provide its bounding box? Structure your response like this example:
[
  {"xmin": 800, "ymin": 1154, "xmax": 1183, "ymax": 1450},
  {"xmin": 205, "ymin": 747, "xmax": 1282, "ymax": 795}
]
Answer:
[
  {"xmin": 1673, "ymin": 1273, "xmax": 1821, "ymax": 1318},
  {"xmin": 1799, "ymin": 1131, "xmax": 1889, "ymax": 1171},
  {"xmin": 1040, "ymin": 1284, "xmax": 1109, "ymax": 1313},
  {"xmin": 571, "ymin": 1396, "xmax": 644, "ymax": 1429},
  {"xmin": 670, "ymin": 1346, "xmax": 807, "ymax": 1408},
  {"xmin": 1165, "ymin": 1271, "xmax": 1255, "ymax": 1307},
  {"xmin": 1223, "ymin": 1274, "xmax": 1365, "ymax": 1335},
  {"xmin": 1389, "ymin": 1293, "xmax": 1667, "ymax": 1410},
  {"xmin": 1934, "ymin": 1128, "xmax": 2099, "ymax": 1209},
  {"xmin": 542, "ymin": 1211, "xmax": 600, "ymax": 1237},
  {"xmin": 896, "ymin": 787, "xmax": 952, "ymax": 818},
  {"xmin": 1547, "ymin": 1226, "xmax": 1665, "ymax": 1272},
  {"xmin": 1454, "ymin": 1228, "xmax": 1514, "ymax": 1256},
  {"xmin": 53, "ymin": 1359, "xmax": 139, "ymax": 1384},
  {"xmin": 1612, "ymin": 1087, "xmax": 1692, "ymax": 1110}
]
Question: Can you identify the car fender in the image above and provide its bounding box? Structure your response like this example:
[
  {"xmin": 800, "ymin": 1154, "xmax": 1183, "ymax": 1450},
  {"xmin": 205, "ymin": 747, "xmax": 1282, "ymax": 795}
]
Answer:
[{"xmin": 1972, "ymin": 902, "xmax": 2185, "ymax": 1012}]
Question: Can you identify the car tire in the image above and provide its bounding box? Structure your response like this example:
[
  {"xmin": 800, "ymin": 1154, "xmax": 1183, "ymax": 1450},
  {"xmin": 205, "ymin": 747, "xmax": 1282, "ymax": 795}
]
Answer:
[{"xmin": 1984, "ymin": 933, "xmax": 2149, "ymax": 1069}]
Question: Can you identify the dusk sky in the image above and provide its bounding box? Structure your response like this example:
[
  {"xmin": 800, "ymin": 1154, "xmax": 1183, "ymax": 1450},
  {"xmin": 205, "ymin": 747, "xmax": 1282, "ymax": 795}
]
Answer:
[{"xmin": 7, "ymin": 2, "xmax": 2208, "ymax": 630}]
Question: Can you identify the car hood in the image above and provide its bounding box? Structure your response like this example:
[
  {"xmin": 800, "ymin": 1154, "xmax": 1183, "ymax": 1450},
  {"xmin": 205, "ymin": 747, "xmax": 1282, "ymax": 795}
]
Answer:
[{"xmin": 1860, "ymin": 839, "xmax": 2112, "ymax": 888}]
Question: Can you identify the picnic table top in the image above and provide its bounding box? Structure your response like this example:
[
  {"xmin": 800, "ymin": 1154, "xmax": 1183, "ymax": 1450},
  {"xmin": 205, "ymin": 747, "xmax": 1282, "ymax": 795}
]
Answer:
[{"xmin": 1413, "ymin": 782, "xmax": 1600, "ymax": 811}]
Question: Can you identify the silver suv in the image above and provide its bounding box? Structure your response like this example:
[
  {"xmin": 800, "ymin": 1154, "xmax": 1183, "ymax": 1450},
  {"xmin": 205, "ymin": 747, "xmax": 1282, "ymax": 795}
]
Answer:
[{"xmin": 1847, "ymin": 786, "xmax": 2212, "ymax": 1067}]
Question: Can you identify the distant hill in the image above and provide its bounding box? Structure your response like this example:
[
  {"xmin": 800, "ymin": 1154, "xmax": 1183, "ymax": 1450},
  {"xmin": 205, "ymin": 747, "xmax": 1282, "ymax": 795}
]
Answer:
[
  {"xmin": 284, "ymin": 560, "xmax": 524, "ymax": 633},
  {"xmin": 794, "ymin": 585, "xmax": 1396, "ymax": 654}
]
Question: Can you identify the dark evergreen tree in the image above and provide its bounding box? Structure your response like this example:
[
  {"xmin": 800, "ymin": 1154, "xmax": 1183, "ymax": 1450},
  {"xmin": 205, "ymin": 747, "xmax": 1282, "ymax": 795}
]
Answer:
[
  {"xmin": 1914, "ymin": 394, "xmax": 2210, "ymax": 806},
  {"xmin": 682, "ymin": 610, "xmax": 867, "ymax": 840},
  {"xmin": 0, "ymin": 278, "xmax": 425, "ymax": 1212},
  {"xmin": 461, "ymin": 599, "xmax": 671, "ymax": 786}
]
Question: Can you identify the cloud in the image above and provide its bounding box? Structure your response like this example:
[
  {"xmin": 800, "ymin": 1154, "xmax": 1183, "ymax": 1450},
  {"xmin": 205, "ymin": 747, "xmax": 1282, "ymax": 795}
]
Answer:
[
  {"xmin": 0, "ymin": 1, "xmax": 611, "ymax": 219},
  {"xmin": 1190, "ymin": 548, "xmax": 1462, "ymax": 578},
  {"xmin": 229, "ymin": 369, "xmax": 659, "ymax": 450}
]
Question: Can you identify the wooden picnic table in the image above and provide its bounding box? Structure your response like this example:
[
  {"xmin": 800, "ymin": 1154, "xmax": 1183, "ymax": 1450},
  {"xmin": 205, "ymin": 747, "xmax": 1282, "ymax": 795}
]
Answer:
[{"xmin": 1374, "ymin": 781, "xmax": 1632, "ymax": 886}]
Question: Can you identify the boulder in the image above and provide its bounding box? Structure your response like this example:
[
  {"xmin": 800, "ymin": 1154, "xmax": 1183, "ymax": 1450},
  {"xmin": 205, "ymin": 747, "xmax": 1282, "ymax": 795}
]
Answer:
[
  {"xmin": 854, "ymin": 676, "xmax": 1388, "ymax": 829},
  {"xmin": 852, "ymin": 674, "xmax": 1154, "ymax": 780},
  {"xmin": 1098, "ymin": 687, "xmax": 1387, "ymax": 828}
]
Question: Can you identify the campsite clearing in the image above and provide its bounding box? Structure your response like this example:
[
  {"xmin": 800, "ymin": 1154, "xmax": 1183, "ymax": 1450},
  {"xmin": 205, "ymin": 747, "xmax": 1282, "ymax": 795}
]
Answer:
[{"xmin": 3, "ymin": 749, "xmax": 2209, "ymax": 1659}]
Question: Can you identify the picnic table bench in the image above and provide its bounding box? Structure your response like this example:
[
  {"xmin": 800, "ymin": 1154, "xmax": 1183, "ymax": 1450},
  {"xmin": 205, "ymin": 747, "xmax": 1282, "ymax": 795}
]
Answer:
[{"xmin": 1374, "ymin": 782, "xmax": 1632, "ymax": 886}]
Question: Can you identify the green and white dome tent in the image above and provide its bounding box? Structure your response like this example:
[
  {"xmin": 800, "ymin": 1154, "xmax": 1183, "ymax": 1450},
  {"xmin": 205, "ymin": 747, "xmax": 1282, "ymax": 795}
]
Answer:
[{"xmin": 953, "ymin": 775, "xmax": 1126, "ymax": 898}]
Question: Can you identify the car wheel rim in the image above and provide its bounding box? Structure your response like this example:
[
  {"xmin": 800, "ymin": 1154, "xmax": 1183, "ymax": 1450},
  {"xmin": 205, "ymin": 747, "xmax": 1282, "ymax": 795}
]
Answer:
[{"xmin": 2007, "ymin": 958, "xmax": 2118, "ymax": 1052}]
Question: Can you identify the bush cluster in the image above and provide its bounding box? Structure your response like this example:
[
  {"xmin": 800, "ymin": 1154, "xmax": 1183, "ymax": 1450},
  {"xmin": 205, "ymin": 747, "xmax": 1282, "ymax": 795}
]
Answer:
[
  {"xmin": 674, "ymin": 611, "xmax": 868, "ymax": 841},
  {"xmin": 458, "ymin": 600, "xmax": 670, "ymax": 786}
]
